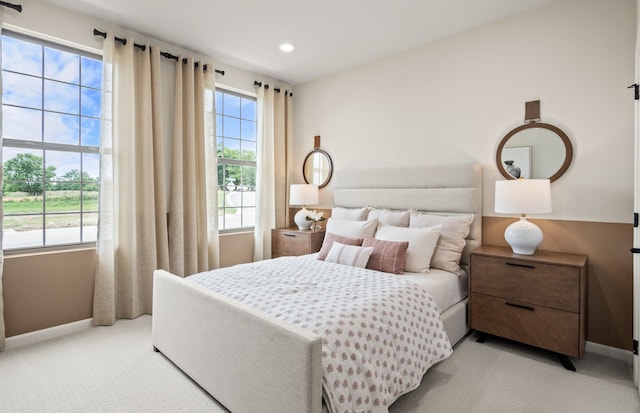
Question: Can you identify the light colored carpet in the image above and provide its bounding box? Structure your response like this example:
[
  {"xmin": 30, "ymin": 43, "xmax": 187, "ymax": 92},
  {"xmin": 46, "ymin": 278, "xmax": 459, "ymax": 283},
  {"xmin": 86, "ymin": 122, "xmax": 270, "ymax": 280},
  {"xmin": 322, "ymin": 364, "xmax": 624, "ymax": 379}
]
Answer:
[{"xmin": 0, "ymin": 315, "xmax": 638, "ymax": 412}]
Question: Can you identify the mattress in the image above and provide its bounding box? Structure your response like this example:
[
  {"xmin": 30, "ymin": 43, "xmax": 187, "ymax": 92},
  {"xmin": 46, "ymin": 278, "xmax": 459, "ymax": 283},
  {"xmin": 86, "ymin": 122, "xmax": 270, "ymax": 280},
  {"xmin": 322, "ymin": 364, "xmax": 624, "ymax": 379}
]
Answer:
[{"xmin": 402, "ymin": 268, "xmax": 468, "ymax": 314}]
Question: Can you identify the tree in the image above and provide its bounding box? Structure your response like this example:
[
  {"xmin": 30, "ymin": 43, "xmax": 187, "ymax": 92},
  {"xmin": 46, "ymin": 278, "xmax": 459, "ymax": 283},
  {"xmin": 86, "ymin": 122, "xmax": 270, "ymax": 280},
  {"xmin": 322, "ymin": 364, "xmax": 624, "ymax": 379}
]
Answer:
[
  {"xmin": 3, "ymin": 153, "xmax": 57, "ymax": 195},
  {"xmin": 56, "ymin": 169, "xmax": 98, "ymax": 191}
]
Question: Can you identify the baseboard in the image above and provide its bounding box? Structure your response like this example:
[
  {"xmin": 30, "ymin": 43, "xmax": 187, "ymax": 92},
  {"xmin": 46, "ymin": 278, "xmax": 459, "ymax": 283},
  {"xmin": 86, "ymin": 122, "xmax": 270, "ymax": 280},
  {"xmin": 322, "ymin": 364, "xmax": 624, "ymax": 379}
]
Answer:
[
  {"xmin": 5, "ymin": 318, "xmax": 93, "ymax": 350},
  {"xmin": 585, "ymin": 340, "xmax": 634, "ymax": 365}
]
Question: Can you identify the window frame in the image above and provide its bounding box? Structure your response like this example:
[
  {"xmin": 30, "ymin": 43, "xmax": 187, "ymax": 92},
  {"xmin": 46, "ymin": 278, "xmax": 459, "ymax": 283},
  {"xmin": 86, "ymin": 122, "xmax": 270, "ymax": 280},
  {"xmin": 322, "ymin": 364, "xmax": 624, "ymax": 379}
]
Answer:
[
  {"xmin": 215, "ymin": 86, "xmax": 258, "ymax": 233},
  {"xmin": 1, "ymin": 30, "xmax": 102, "ymax": 252}
]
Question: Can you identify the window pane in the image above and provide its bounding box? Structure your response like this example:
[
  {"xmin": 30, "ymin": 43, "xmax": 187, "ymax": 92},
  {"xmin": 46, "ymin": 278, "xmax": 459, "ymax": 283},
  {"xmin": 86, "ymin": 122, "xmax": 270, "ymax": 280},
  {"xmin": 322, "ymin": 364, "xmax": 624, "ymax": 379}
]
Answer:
[
  {"xmin": 217, "ymin": 164, "xmax": 225, "ymax": 189},
  {"xmin": 3, "ymin": 106, "xmax": 42, "ymax": 142},
  {"xmin": 46, "ymin": 214, "xmax": 81, "ymax": 244},
  {"xmin": 242, "ymin": 165, "xmax": 256, "ymax": 194},
  {"xmin": 82, "ymin": 184, "xmax": 99, "ymax": 212},
  {"xmin": 44, "ymin": 112, "xmax": 79, "ymax": 144},
  {"xmin": 46, "ymin": 191, "xmax": 81, "ymax": 213},
  {"xmin": 44, "ymin": 47, "xmax": 79, "ymax": 83},
  {"xmin": 44, "ymin": 80, "xmax": 79, "ymax": 114},
  {"xmin": 3, "ymin": 215, "xmax": 44, "ymax": 249},
  {"xmin": 81, "ymin": 56, "xmax": 102, "ymax": 88},
  {"xmin": 222, "ymin": 115, "xmax": 240, "ymax": 138},
  {"xmin": 82, "ymin": 212, "xmax": 98, "ymax": 242},
  {"xmin": 81, "ymin": 87, "xmax": 101, "ymax": 117},
  {"xmin": 81, "ymin": 117, "xmax": 101, "ymax": 147},
  {"xmin": 216, "ymin": 114, "xmax": 222, "ymax": 136},
  {"xmin": 83, "ymin": 153, "xmax": 100, "ymax": 181},
  {"xmin": 241, "ymin": 119, "xmax": 256, "ymax": 140},
  {"xmin": 223, "ymin": 164, "xmax": 241, "ymax": 190},
  {"xmin": 2, "ymin": 35, "xmax": 42, "ymax": 76},
  {"xmin": 3, "ymin": 148, "xmax": 45, "ymax": 195},
  {"xmin": 242, "ymin": 207, "xmax": 256, "ymax": 228},
  {"xmin": 241, "ymin": 98, "xmax": 256, "ymax": 121},
  {"xmin": 241, "ymin": 141, "xmax": 256, "ymax": 161},
  {"xmin": 222, "ymin": 138, "xmax": 241, "ymax": 159},
  {"xmin": 46, "ymin": 150, "xmax": 80, "ymax": 182},
  {"xmin": 3, "ymin": 71, "xmax": 43, "ymax": 109},
  {"xmin": 222, "ymin": 94, "xmax": 240, "ymax": 117}
]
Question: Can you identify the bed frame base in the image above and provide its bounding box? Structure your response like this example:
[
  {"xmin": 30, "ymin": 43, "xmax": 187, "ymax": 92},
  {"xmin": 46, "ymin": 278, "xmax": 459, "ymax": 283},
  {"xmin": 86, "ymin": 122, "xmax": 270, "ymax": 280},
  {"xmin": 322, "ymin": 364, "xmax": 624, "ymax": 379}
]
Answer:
[{"xmin": 153, "ymin": 270, "xmax": 323, "ymax": 413}]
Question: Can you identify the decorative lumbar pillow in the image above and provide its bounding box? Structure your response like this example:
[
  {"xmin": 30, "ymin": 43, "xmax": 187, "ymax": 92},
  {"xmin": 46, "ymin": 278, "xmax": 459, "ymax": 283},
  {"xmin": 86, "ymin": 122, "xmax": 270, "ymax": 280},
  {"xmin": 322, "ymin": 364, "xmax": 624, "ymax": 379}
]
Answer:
[
  {"xmin": 325, "ymin": 242, "xmax": 374, "ymax": 268},
  {"xmin": 375, "ymin": 224, "xmax": 442, "ymax": 273},
  {"xmin": 409, "ymin": 212, "xmax": 474, "ymax": 276},
  {"xmin": 325, "ymin": 218, "xmax": 378, "ymax": 239},
  {"xmin": 367, "ymin": 208, "xmax": 411, "ymax": 227},
  {"xmin": 317, "ymin": 233, "xmax": 363, "ymax": 261},
  {"xmin": 362, "ymin": 238, "xmax": 409, "ymax": 275},
  {"xmin": 331, "ymin": 206, "xmax": 369, "ymax": 221}
]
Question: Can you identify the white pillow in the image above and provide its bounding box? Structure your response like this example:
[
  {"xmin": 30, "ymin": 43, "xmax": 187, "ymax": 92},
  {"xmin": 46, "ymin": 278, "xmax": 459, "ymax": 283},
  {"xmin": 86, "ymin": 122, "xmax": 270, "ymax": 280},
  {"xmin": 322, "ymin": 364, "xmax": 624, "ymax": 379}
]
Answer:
[
  {"xmin": 375, "ymin": 224, "xmax": 442, "ymax": 273},
  {"xmin": 326, "ymin": 218, "xmax": 378, "ymax": 239},
  {"xmin": 367, "ymin": 208, "xmax": 411, "ymax": 227},
  {"xmin": 409, "ymin": 212, "xmax": 474, "ymax": 276},
  {"xmin": 325, "ymin": 242, "xmax": 374, "ymax": 268},
  {"xmin": 331, "ymin": 206, "xmax": 369, "ymax": 221}
]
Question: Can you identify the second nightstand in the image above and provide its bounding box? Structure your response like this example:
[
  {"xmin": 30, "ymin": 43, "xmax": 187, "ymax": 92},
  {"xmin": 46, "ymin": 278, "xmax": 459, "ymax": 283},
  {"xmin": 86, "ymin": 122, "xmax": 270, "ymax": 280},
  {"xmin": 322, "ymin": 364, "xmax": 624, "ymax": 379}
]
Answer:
[
  {"xmin": 271, "ymin": 227, "xmax": 325, "ymax": 258},
  {"xmin": 469, "ymin": 245, "xmax": 588, "ymax": 370}
]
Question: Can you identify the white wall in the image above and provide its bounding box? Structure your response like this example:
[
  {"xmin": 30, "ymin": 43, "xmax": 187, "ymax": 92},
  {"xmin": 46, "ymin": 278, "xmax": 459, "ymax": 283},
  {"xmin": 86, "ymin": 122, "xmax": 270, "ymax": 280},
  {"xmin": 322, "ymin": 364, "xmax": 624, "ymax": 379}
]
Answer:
[{"xmin": 292, "ymin": 0, "xmax": 635, "ymax": 224}]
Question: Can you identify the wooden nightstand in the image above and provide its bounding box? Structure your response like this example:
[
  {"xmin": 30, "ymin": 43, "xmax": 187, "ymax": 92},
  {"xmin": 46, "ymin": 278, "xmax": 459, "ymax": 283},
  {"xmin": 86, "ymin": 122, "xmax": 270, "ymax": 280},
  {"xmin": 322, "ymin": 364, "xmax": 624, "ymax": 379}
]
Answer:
[
  {"xmin": 271, "ymin": 227, "xmax": 325, "ymax": 258},
  {"xmin": 469, "ymin": 245, "xmax": 588, "ymax": 370}
]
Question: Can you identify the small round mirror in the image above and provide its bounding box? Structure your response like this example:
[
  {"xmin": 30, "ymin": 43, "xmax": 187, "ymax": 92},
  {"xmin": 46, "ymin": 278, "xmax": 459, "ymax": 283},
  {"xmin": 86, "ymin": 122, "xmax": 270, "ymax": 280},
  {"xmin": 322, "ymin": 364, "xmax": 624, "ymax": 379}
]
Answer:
[
  {"xmin": 303, "ymin": 149, "xmax": 333, "ymax": 188},
  {"xmin": 496, "ymin": 122, "xmax": 573, "ymax": 182}
]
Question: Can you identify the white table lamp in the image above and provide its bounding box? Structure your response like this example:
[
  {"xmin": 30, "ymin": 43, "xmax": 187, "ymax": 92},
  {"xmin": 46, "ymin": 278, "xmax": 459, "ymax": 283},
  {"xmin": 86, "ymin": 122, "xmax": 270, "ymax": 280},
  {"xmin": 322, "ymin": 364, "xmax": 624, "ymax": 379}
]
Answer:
[
  {"xmin": 495, "ymin": 179, "xmax": 552, "ymax": 255},
  {"xmin": 290, "ymin": 184, "xmax": 319, "ymax": 230}
]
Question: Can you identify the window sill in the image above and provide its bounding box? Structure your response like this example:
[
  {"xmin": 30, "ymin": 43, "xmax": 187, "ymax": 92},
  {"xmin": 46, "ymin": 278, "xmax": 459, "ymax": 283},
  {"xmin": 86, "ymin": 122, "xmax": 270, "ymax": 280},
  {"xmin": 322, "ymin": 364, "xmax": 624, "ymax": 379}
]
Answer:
[{"xmin": 3, "ymin": 243, "xmax": 96, "ymax": 258}]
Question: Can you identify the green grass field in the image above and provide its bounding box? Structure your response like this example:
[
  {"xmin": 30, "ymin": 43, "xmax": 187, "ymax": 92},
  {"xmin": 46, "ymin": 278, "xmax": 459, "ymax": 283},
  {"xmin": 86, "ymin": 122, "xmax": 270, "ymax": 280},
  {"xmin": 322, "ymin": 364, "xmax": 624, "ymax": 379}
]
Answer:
[{"xmin": 3, "ymin": 191, "xmax": 98, "ymax": 231}]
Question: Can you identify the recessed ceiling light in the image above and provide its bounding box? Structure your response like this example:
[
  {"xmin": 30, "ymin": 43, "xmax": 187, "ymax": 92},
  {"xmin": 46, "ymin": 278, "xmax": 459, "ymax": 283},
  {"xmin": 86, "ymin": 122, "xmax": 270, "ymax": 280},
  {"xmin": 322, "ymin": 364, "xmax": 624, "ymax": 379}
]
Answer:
[{"xmin": 279, "ymin": 43, "xmax": 294, "ymax": 53}]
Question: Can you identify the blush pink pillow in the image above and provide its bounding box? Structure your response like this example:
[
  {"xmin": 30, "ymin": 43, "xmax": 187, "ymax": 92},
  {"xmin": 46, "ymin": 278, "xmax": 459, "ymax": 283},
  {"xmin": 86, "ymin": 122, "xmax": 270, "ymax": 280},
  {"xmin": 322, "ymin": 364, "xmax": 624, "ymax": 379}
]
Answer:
[
  {"xmin": 362, "ymin": 238, "xmax": 409, "ymax": 275},
  {"xmin": 317, "ymin": 233, "xmax": 363, "ymax": 260}
]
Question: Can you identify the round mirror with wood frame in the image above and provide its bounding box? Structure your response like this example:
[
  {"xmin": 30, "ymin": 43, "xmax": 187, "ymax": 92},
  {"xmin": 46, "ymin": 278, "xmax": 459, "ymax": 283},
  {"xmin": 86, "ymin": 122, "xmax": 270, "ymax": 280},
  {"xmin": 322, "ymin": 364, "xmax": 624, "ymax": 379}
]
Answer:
[
  {"xmin": 496, "ymin": 122, "xmax": 573, "ymax": 183},
  {"xmin": 303, "ymin": 148, "xmax": 333, "ymax": 188}
]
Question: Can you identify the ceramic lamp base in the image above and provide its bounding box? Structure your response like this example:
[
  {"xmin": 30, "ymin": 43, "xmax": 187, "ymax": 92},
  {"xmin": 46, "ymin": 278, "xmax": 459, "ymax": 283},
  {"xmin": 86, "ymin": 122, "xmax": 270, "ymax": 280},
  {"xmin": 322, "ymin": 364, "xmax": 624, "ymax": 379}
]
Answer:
[
  {"xmin": 294, "ymin": 207, "xmax": 313, "ymax": 230},
  {"xmin": 504, "ymin": 216, "xmax": 543, "ymax": 255}
]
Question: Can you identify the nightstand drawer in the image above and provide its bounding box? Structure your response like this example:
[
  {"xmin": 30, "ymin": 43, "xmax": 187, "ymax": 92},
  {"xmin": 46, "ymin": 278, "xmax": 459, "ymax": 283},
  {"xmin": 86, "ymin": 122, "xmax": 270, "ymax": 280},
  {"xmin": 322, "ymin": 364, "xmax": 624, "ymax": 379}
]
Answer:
[
  {"xmin": 471, "ymin": 255, "xmax": 580, "ymax": 313},
  {"xmin": 470, "ymin": 292, "xmax": 580, "ymax": 357},
  {"xmin": 271, "ymin": 228, "xmax": 325, "ymax": 258}
]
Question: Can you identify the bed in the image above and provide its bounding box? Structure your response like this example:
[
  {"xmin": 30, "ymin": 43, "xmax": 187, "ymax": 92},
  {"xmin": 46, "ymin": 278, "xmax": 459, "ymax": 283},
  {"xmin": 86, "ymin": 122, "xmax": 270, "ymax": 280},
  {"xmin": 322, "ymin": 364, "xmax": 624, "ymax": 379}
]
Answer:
[{"xmin": 152, "ymin": 163, "xmax": 482, "ymax": 413}]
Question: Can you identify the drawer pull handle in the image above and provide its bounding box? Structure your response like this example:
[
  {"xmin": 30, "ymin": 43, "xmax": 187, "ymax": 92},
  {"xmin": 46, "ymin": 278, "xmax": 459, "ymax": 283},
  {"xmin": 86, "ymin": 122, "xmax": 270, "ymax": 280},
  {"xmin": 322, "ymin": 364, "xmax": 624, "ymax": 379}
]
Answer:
[
  {"xmin": 505, "ymin": 302, "xmax": 535, "ymax": 311},
  {"xmin": 283, "ymin": 233, "xmax": 296, "ymax": 238},
  {"xmin": 505, "ymin": 262, "xmax": 535, "ymax": 269}
]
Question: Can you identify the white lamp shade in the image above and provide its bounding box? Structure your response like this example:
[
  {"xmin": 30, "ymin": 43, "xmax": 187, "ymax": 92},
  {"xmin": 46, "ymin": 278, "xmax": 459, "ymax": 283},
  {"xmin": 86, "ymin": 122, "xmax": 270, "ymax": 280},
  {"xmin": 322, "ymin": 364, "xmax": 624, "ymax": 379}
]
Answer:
[
  {"xmin": 495, "ymin": 179, "xmax": 551, "ymax": 255},
  {"xmin": 495, "ymin": 179, "xmax": 552, "ymax": 214},
  {"xmin": 290, "ymin": 184, "xmax": 319, "ymax": 206}
]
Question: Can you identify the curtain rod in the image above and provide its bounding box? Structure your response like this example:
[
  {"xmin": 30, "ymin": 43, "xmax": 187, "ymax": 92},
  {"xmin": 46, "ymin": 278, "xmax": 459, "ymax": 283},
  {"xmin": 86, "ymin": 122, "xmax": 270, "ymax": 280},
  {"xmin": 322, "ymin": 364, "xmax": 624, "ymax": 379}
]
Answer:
[
  {"xmin": 93, "ymin": 29, "xmax": 224, "ymax": 76},
  {"xmin": 253, "ymin": 81, "xmax": 292, "ymax": 96},
  {"xmin": 0, "ymin": 1, "xmax": 21, "ymax": 12}
]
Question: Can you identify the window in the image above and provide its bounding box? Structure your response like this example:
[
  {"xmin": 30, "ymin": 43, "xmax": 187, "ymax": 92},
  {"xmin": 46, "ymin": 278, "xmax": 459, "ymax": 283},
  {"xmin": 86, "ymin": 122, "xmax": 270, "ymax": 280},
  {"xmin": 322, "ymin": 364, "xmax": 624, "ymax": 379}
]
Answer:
[
  {"xmin": 1, "ymin": 31, "xmax": 102, "ymax": 250},
  {"xmin": 215, "ymin": 89, "xmax": 257, "ymax": 231}
]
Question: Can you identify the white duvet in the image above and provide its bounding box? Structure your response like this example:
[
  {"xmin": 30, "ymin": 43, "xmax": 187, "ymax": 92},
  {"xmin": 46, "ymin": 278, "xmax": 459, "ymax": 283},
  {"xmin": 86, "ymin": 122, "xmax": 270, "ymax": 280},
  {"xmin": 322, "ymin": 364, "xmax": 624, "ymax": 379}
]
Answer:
[{"xmin": 188, "ymin": 256, "xmax": 452, "ymax": 413}]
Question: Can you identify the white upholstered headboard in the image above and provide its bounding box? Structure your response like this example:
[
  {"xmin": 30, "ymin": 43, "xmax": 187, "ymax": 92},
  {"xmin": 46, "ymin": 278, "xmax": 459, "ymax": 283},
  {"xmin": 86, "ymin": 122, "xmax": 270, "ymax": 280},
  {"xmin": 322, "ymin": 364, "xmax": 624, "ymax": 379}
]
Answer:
[{"xmin": 333, "ymin": 163, "xmax": 482, "ymax": 268}]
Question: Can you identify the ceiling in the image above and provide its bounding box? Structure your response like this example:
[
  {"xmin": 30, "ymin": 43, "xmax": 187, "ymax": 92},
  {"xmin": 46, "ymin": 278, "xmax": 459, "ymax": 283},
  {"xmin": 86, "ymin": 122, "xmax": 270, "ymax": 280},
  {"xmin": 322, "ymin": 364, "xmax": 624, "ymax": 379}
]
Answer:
[{"xmin": 42, "ymin": 0, "xmax": 557, "ymax": 85}]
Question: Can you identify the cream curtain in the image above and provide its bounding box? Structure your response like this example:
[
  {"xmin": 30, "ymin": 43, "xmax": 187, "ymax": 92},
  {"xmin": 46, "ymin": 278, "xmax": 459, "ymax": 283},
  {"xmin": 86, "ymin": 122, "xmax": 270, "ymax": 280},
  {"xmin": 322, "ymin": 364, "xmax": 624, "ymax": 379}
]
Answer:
[
  {"xmin": 168, "ymin": 58, "xmax": 219, "ymax": 276},
  {"xmin": 93, "ymin": 36, "xmax": 170, "ymax": 325},
  {"xmin": 0, "ymin": 16, "xmax": 5, "ymax": 351},
  {"xmin": 254, "ymin": 87, "xmax": 291, "ymax": 261},
  {"xmin": 94, "ymin": 34, "xmax": 218, "ymax": 325}
]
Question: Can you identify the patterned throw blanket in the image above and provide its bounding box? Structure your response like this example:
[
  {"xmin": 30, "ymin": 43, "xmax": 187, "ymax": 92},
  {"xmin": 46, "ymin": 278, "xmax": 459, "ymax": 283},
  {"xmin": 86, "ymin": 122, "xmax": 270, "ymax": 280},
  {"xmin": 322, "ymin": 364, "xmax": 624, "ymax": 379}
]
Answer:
[{"xmin": 188, "ymin": 256, "xmax": 452, "ymax": 413}]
